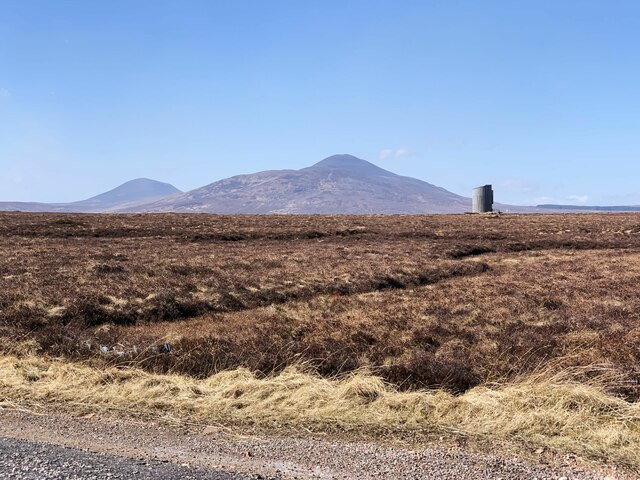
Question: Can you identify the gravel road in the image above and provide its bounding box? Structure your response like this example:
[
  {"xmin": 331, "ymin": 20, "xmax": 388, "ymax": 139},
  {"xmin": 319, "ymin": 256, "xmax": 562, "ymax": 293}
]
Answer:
[
  {"xmin": 0, "ymin": 410, "xmax": 631, "ymax": 479},
  {"xmin": 0, "ymin": 437, "xmax": 268, "ymax": 480}
]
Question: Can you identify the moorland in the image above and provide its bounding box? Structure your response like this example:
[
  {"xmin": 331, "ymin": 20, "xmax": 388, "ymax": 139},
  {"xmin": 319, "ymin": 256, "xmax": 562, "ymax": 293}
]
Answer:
[{"xmin": 1, "ymin": 212, "xmax": 639, "ymax": 467}]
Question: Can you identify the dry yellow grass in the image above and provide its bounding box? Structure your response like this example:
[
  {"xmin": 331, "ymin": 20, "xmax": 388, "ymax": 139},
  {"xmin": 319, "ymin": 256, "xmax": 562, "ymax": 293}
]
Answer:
[{"xmin": 1, "ymin": 355, "xmax": 638, "ymax": 467}]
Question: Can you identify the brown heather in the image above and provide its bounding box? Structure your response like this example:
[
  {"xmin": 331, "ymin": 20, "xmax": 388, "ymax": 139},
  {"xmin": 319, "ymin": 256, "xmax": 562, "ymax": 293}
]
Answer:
[{"xmin": 1, "ymin": 212, "xmax": 639, "ymax": 398}]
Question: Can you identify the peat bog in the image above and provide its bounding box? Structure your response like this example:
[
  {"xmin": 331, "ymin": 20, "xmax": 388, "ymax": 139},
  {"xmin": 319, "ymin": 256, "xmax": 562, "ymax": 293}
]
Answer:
[{"xmin": 1, "ymin": 212, "xmax": 639, "ymax": 398}]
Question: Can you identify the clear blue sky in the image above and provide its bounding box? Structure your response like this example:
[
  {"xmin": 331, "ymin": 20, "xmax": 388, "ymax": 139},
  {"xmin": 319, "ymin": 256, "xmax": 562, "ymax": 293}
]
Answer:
[{"xmin": 1, "ymin": 0, "xmax": 639, "ymax": 205}]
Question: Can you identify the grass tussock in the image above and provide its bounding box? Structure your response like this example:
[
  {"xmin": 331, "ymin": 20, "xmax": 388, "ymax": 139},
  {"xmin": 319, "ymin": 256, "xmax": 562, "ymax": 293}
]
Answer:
[{"xmin": 1, "ymin": 355, "xmax": 639, "ymax": 467}]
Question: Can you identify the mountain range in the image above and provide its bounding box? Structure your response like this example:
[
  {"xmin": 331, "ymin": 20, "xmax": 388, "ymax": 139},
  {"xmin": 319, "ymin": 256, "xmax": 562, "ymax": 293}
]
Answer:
[
  {"xmin": 0, "ymin": 155, "xmax": 488, "ymax": 214},
  {"xmin": 129, "ymin": 154, "xmax": 473, "ymax": 214},
  {"xmin": 0, "ymin": 154, "xmax": 621, "ymax": 214}
]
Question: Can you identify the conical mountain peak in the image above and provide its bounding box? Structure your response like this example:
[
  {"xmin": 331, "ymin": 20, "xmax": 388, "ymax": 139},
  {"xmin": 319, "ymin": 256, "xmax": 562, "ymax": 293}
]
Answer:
[{"xmin": 306, "ymin": 154, "xmax": 395, "ymax": 176}]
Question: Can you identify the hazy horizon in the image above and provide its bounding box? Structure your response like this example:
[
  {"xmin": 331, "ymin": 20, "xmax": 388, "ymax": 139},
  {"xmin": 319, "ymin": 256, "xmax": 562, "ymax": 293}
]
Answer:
[{"xmin": 2, "ymin": 1, "xmax": 640, "ymax": 206}]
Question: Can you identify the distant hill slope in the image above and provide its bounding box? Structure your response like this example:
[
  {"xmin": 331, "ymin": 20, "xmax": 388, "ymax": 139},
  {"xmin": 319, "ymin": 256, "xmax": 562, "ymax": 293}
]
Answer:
[
  {"xmin": 0, "ymin": 155, "xmax": 546, "ymax": 214},
  {"xmin": 124, "ymin": 154, "xmax": 472, "ymax": 214},
  {"xmin": 537, "ymin": 204, "xmax": 640, "ymax": 212},
  {"xmin": 0, "ymin": 201, "xmax": 70, "ymax": 213},
  {"xmin": 71, "ymin": 178, "xmax": 181, "ymax": 210},
  {"xmin": 0, "ymin": 178, "xmax": 181, "ymax": 213}
]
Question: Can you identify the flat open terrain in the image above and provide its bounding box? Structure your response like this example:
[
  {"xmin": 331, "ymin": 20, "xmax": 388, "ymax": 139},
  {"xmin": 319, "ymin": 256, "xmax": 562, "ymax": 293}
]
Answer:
[
  {"xmin": 1, "ymin": 212, "xmax": 639, "ymax": 474},
  {"xmin": 2, "ymin": 212, "xmax": 639, "ymax": 394}
]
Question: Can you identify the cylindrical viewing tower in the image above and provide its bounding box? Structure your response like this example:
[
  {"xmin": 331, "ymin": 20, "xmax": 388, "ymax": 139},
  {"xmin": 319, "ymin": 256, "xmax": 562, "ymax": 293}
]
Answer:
[{"xmin": 472, "ymin": 185, "xmax": 493, "ymax": 213}]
